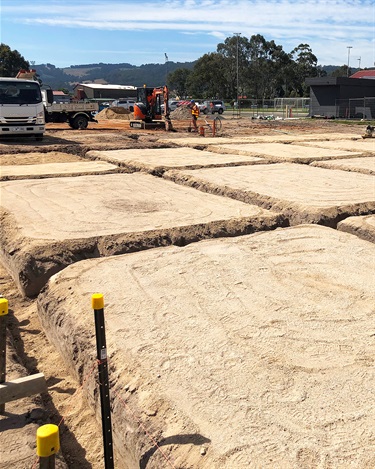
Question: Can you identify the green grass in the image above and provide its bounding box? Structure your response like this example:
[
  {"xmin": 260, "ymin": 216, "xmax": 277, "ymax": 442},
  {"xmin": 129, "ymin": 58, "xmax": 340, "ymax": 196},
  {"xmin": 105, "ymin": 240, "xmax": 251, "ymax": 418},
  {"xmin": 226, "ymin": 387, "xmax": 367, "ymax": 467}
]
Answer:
[{"xmin": 333, "ymin": 119, "xmax": 375, "ymax": 125}]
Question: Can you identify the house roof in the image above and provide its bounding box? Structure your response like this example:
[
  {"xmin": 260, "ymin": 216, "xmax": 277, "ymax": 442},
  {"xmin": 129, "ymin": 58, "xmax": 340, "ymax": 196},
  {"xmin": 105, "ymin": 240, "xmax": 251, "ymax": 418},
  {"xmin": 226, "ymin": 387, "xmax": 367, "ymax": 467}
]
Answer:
[
  {"xmin": 350, "ymin": 70, "xmax": 375, "ymax": 79},
  {"xmin": 53, "ymin": 90, "xmax": 68, "ymax": 95},
  {"xmin": 74, "ymin": 83, "xmax": 137, "ymax": 90}
]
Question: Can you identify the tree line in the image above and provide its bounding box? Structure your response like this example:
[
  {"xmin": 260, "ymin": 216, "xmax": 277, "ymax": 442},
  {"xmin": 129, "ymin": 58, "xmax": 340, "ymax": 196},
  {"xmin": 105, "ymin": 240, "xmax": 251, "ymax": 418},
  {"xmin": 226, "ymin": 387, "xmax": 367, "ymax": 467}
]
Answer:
[
  {"xmin": 167, "ymin": 34, "xmax": 328, "ymax": 101},
  {"xmin": 1, "ymin": 40, "xmax": 357, "ymax": 97}
]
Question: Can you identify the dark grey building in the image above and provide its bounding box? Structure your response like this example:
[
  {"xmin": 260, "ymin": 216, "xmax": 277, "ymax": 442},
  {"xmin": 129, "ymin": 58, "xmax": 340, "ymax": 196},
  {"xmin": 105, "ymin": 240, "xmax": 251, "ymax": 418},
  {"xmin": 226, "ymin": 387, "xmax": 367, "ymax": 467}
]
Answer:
[{"xmin": 306, "ymin": 77, "xmax": 375, "ymax": 118}]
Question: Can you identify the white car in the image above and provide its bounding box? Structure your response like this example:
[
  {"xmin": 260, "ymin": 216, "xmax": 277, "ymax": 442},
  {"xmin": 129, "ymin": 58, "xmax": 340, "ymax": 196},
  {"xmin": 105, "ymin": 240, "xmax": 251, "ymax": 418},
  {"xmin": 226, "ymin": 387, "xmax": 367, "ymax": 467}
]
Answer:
[
  {"xmin": 161, "ymin": 100, "xmax": 181, "ymax": 112},
  {"xmin": 111, "ymin": 99, "xmax": 136, "ymax": 111}
]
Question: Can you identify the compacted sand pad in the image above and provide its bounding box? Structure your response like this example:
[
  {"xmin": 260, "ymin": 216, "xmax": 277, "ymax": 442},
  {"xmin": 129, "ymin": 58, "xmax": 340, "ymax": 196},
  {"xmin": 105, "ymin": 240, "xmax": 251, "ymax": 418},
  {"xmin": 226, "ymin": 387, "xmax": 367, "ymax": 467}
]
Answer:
[
  {"xmin": 205, "ymin": 142, "xmax": 362, "ymax": 163},
  {"xmin": 0, "ymin": 172, "xmax": 283, "ymax": 296},
  {"xmin": 338, "ymin": 214, "xmax": 375, "ymax": 243},
  {"xmin": 0, "ymin": 161, "xmax": 119, "ymax": 180},
  {"xmin": 86, "ymin": 147, "xmax": 266, "ymax": 174},
  {"xmin": 299, "ymin": 138, "xmax": 375, "ymax": 153},
  {"xmin": 165, "ymin": 163, "xmax": 375, "ymax": 225},
  {"xmin": 37, "ymin": 225, "xmax": 375, "ymax": 468},
  {"xmin": 158, "ymin": 133, "xmax": 362, "ymax": 147},
  {"xmin": 311, "ymin": 156, "xmax": 375, "ymax": 175}
]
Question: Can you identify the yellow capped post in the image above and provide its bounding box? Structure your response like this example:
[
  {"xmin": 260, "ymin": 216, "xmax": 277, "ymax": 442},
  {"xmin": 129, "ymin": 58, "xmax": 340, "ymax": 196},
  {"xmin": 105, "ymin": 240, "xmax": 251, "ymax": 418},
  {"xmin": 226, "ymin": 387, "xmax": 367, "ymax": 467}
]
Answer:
[
  {"xmin": 36, "ymin": 424, "xmax": 60, "ymax": 457},
  {"xmin": 0, "ymin": 298, "xmax": 9, "ymax": 413},
  {"xmin": 92, "ymin": 293, "xmax": 104, "ymax": 310},
  {"xmin": 0, "ymin": 298, "xmax": 8, "ymax": 316}
]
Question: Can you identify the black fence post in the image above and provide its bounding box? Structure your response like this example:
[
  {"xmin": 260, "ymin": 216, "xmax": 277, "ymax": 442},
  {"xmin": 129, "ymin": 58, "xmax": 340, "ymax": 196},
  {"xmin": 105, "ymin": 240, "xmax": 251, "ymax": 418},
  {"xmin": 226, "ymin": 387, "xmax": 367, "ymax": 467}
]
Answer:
[{"xmin": 92, "ymin": 293, "xmax": 114, "ymax": 469}]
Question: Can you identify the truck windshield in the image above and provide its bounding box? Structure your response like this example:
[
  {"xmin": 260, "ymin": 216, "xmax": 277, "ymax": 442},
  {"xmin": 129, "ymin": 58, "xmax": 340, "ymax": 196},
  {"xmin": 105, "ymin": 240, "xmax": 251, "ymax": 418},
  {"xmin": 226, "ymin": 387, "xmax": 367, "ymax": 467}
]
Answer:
[{"xmin": 0, "ymin": 81, "xmax": 42, "ymax": 105}]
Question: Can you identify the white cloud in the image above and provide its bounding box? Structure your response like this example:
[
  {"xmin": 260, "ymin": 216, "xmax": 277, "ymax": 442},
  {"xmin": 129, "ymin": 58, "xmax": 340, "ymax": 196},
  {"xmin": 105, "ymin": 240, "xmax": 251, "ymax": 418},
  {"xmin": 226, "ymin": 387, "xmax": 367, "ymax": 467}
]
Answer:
[
  {"xmin": 4, "ymin": 0, "xmax": 374, "ymax": 30},
  {"xmin": 2, "ymin": 0, "xmax": 374, "ymax": 67},
  {"xmin": 208, "ymin": 31, "xmax": 227, "ymax": 40}
]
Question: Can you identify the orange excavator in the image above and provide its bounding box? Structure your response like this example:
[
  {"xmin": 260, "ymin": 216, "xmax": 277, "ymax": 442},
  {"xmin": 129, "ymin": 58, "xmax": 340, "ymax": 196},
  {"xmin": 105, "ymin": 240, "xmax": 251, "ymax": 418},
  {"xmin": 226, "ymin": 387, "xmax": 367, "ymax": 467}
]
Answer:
[{"xmin": 130, "ymin": 85, "xmax": 173, "ymax": 130}]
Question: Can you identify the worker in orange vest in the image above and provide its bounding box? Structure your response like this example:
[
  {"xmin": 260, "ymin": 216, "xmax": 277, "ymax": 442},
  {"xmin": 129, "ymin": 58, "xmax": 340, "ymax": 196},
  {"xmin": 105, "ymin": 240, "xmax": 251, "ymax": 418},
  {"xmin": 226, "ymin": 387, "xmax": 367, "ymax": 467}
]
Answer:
[{"xmin": 189, "ymin": 100, "xmax": 199, "ymax": 132}]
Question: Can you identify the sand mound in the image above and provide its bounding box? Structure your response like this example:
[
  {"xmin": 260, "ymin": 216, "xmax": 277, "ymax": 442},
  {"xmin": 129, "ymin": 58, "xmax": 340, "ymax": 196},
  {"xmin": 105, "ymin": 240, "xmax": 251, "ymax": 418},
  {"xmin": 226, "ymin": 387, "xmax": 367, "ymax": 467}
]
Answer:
[
  {"xmin": 170, "ymin": 105, "xmax": 192, "ymax": 120},
  {"xmin": 96, "ymin": 107, "xmax": 133, "ymax": 120},
  {"xmin": 96, "ymin": 105, "xmax": 192, "ymax": 121}
]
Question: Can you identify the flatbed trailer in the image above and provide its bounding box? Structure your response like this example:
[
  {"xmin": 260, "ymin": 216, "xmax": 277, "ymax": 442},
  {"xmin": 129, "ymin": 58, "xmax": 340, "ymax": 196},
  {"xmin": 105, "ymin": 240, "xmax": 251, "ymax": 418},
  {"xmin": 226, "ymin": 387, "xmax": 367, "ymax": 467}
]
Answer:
[{"xmin": 43, "ymin": 96, "xmax": 99, "ymax": 129}]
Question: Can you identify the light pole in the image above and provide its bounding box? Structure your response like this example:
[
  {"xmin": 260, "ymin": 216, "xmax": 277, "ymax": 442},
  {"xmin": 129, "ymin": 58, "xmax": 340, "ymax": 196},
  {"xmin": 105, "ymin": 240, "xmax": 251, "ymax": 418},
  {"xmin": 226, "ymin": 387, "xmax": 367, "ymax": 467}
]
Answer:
[
  {"xmin": 358, "ymin": 57, "xmax": 361, "ymax": 69},
  {"xmin": 234, "ymin": 33, "xmax": 241, "ymax": 115},
  {"xmin": 165, "ymin": 53, "xmax": 168, "ymax": 83},
  {"xmin": 347, "ymin": 46, "xmax": 352, "ymax": 76}
]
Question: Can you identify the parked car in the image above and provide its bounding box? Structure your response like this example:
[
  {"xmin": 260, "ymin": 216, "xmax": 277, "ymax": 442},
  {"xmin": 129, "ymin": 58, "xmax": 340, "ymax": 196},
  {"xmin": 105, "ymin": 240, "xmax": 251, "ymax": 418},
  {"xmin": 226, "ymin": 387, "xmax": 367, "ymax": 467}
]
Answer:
[
  {"xmin": 200, "ymin": 100, "xmax": 226, "ymax": 114},
  {"xmin": 111, "ymin": 99, "xmax": 136, "ymax": 111},
  {"xmin": 161, "ymin": 100, "xmax": 182, "ymax": 112},
  {"xmin": 98, "ymin": 102, "xmax": 111, "ymax": 112}
]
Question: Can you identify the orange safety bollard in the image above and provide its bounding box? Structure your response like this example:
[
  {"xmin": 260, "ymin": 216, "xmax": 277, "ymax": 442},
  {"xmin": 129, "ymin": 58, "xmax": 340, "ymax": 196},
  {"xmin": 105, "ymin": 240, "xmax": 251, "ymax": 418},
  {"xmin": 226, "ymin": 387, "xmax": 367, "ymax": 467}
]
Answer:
[{"xmin": 199, "ymin": 126, "xmax": 205, "ymax": 136}]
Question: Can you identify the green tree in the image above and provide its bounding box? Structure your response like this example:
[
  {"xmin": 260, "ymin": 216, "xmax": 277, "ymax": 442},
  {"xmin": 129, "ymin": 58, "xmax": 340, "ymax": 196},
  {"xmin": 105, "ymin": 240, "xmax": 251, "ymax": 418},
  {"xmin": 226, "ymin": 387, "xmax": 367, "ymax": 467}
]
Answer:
[
  {"xmin": 185, "ymin": 36, "xmax": 320, "ymax": 101},
  {"xmin": 245, "ymin": 34, "xmax": 273, "ymax": 99},
  {"xmin": 247, "ymin": 36, "xmax": 292, "ymax": 99},
  {"xmin": 217, "ymin": 35, "xmax": 251, "ymax": 100},
  {"xmin": 216, "ymin": 34, "xmax": 292, "ymax": 100},
  {"xmin": 186, "ymin": 53, "xmax": 228, "ymax": 98},
  {"xmin": 289, "ymin": 44, "xmax": 319, "ymax": 96},
  {"xmin": 331, "ymin": 65, "xmax": 350, "ymax": 77},
  {"xmin": 0, "ymin": 44, "xmax": 30, "ymax": 77},
  {"xmin": 167, "ymin": 68, "xmax": 191, "ymax": 97}
]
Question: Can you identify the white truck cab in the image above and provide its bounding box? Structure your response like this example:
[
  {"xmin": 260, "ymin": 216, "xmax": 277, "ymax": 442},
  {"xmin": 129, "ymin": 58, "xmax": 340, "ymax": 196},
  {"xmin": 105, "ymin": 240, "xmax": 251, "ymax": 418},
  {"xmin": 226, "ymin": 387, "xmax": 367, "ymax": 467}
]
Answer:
[{"xmin": 0, "ymin": 76, "xmax": 51, "ymax": 140}]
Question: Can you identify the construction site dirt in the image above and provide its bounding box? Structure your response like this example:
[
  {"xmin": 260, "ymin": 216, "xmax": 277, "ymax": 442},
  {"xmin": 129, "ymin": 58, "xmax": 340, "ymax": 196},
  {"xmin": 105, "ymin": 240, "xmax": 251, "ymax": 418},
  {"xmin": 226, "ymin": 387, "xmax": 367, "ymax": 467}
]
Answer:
[{"xmin": 0, "ymin": 116, "xmax": 374, "ymax": 469}]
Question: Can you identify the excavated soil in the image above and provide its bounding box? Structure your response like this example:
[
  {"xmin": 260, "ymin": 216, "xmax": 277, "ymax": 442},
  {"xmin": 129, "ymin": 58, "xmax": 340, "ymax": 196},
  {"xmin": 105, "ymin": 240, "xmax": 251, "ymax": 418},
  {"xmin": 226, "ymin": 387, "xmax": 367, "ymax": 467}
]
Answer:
[
  {"xmin": 0, "ymin": 117, "xmax": 373, "ymax": 469},
  {"xmin": 95, "ymin": 107, "xmax": 133, "ymax": 120}
]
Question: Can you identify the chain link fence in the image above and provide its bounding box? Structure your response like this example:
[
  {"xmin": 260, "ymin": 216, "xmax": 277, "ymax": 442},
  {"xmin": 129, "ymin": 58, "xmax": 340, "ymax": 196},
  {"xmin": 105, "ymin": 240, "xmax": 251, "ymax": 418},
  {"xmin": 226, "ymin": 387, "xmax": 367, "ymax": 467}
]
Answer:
[
  {"xmin": 335, "ymin": 97, "xmax": 375, "ymax": 119},
  {"xmin": 231, "ymin": 97, "xmax": 375, "ymax": 119},
  {"xmin": 230, "ymin": 98, "xmax": 310, "ymax": 118}
]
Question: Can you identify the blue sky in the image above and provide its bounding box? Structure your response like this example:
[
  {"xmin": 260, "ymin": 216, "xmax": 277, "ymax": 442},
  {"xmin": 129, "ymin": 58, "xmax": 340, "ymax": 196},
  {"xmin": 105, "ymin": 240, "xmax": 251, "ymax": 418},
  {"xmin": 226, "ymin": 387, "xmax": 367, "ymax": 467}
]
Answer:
[{"xmin": 1, "ymin": 0, "xmax": 374, "ymax": 70}]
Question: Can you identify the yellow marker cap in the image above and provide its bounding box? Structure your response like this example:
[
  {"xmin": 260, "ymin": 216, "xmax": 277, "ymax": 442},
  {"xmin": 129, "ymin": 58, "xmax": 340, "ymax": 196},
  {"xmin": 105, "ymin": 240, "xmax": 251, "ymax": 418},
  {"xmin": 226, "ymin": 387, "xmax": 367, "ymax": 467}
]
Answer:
[
  {"xmin": 91, "ymin": 293, "xmax": 104, "ymax": 310},
  {"xmin": 36, "ymin": 424, "xmax": 60, "ymax": 457},
  {"xmin": 0, "ymin": 298, "xmax": 8, "ymax": 316}
]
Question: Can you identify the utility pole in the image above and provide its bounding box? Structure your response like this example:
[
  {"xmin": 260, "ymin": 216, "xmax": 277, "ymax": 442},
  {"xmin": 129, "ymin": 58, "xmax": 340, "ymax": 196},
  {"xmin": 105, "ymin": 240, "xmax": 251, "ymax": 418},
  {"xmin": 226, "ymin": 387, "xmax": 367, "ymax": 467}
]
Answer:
[
  {"xmin": 234, "ymin": 33, "xmax": 241, "ymax": 116},
  {"xmin": 347, "ymin": 46, "xmax": 352, "ymax": 76},
  {"xmin": 165, "ymin": 53, "xmax": 169, "ymax": 84},
  {"xmin": 358, "ymin": 57, "xmax": 361, "ymax": 69}
]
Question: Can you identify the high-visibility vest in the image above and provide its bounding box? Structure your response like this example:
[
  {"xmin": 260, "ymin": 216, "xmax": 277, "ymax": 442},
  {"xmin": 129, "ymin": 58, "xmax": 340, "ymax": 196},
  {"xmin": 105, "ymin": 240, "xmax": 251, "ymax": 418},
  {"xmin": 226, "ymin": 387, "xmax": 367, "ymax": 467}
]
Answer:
[{"xmin": 192, "ymin": 105, "xmax": 199, "ymax": 117}]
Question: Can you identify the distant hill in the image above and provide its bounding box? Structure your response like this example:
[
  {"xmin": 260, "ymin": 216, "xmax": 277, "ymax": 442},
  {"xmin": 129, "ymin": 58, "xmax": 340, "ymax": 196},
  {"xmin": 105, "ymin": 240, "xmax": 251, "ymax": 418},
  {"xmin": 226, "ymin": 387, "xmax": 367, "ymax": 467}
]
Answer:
[
  {"xmin": 322, "ymin": 65, "xmax": 343, "ymax": 75},
  {"xmin": 35, "ymin": 62, "xmax": 359, "ymax": 92},
  {"xmin": 35, "ymin": 61, "xmax": 196, "ymax": 91}
]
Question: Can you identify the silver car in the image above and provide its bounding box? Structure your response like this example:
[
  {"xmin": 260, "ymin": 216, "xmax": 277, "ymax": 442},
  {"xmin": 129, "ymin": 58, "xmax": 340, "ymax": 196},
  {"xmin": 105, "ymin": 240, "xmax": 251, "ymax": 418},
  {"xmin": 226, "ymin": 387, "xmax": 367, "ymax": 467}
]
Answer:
[{"xmin": 201, "ymin": 100, "xmax": 226, "ymax": 114}]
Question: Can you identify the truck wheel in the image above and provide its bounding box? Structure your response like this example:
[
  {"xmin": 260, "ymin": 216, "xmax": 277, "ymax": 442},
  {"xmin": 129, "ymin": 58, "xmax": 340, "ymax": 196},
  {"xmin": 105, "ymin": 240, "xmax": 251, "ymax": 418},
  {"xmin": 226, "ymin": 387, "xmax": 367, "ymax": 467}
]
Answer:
[{"xmin": 71, "ymin": 115, "xmax": 88, "ymax": 130}]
